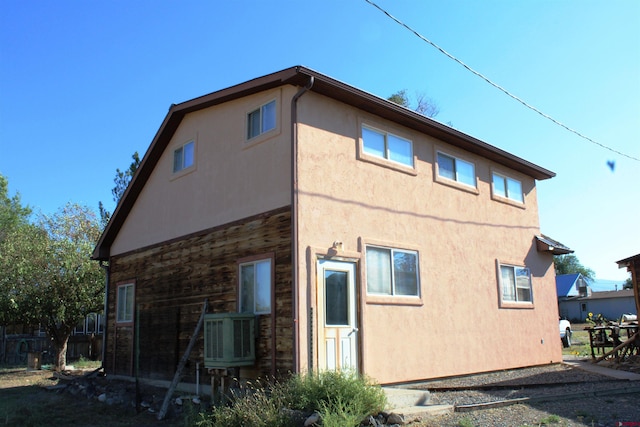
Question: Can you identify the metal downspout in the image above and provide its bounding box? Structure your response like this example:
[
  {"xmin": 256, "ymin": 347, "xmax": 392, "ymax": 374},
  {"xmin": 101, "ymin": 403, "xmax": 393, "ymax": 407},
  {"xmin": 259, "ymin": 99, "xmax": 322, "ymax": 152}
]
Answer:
[
  {"xmin": 99, "ymin": 261, "xmax": 110, "ymax": 370},
  {"xmin": 291, "ymin": 74, "xmax": 314, "ymax": 373}
]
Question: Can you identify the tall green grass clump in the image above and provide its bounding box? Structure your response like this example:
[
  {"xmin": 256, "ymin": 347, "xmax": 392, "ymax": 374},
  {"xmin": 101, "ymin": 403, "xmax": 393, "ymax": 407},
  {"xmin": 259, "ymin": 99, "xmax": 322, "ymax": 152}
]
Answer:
[{"xmin": 198, "ymin": 370, "xmax": 386, "ymax": 427}]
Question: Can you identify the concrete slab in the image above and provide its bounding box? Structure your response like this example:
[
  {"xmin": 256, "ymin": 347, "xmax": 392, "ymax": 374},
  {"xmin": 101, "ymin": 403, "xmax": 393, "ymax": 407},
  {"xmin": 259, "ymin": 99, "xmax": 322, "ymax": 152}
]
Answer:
[
  {"xmin": 563, "ymin": 357, "xmax": 640, "ymax": 381},
  {"xmin": 383, "ymin": 386, "xmax": 431, "ymax": 408},
  {"xmin": 383, "ymin": 387, "xmax": 454, "ymax": 422}
]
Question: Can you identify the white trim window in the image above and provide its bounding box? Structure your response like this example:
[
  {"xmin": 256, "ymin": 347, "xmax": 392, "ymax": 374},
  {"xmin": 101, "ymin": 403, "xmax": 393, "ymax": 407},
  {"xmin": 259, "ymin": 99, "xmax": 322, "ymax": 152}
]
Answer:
[
  {"xmin": 239, "ymin": 259, "xmax": 272, "ymax": 314},
  {"xmin": 362, "ymin": 126, "xmax": 414, "ymax": 167},
  {"xmin": 437, "ymin": 152, "xmax": 476, "ymax": 187},
  {"xmin": 173, "ymin": 140, "xmax": 195, "ymax": 173},
  {"xmin": 492, "ymin": 173, "xmax": 523, "ymax": 203},
  {"xmin": 366, "ymin": 246, "xmax": 419, "ymax": 296},
  {"xmin": 499, "ymin": 264, "xmax": 533, "ymax": 303},
  {"xmin": 85, "ymin": 313, "xmax": 98, "ymax": 334},
  {"xmin": 116, "ymin": 283, "xmax": 135, "ymax": 323},
  {"xmin": 247, "ymin": 100, "xmax": 276, "ymax": 139}
]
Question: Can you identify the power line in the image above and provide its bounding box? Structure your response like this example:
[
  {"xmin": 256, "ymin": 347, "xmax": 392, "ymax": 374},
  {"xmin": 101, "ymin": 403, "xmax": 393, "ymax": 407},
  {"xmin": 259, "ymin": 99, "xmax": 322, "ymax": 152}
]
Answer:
[{"xmin": 364, "ymin": 0, "xmax": 640, "ymax": 162}]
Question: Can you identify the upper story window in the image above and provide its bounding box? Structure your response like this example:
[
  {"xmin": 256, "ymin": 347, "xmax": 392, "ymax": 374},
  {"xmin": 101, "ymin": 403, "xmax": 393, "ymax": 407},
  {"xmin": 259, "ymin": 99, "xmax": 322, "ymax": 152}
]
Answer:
[
  {"xmin": 492, "ymin": 173, "xmax": 523, "ymax": 203},
  {"xmin": 366, "ymin": 245, "xmax": 419, "ymax": 297},
  {"xmin": 173, "ymin": 140, "xmax": 195, "ymax": 173},
  {"xmin": 239, "ymin": 258, "xmax": 272, "ymax": 314},
  {"xmin": 116, "ymin": 283, "xmax": 134, "ymax": 323},
  {"xmin": 362, "ymin": 126, "xmax": 414, "ymax": 167},
  {"xmin": 499, "ymin": 263, "xmax": 533, "ymax": 304},
  {"xmin": 436, "ymin": 152, "xmax": 476, "ymax": 188},
  {"xmin": 247, "ymin": 100, "xmax": 276, "ymax": 140}
]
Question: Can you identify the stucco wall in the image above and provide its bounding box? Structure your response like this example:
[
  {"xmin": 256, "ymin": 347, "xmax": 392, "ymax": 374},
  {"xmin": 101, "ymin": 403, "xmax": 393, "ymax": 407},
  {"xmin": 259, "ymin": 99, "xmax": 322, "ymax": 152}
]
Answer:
[
  {"xmin": 294, "ymin": 92, "xmax": 561, "ymax": 384},
  {"xmin": 110, "ymin": 87, "xmax": 295, "ymax": 256}
]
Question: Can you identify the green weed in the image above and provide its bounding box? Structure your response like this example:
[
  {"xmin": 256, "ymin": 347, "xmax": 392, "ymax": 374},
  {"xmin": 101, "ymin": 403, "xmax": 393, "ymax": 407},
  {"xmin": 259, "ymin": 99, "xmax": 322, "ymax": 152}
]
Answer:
[{"xmin": 197, "ymin": 370, "xmax": 386, "ymax": 427}]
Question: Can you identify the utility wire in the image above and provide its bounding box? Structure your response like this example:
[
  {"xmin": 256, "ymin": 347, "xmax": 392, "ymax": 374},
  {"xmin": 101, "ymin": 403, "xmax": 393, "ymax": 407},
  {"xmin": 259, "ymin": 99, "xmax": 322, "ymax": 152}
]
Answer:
[{"xmin": 364, "ymin": 0, "xmax": 640, "ymax": 162}]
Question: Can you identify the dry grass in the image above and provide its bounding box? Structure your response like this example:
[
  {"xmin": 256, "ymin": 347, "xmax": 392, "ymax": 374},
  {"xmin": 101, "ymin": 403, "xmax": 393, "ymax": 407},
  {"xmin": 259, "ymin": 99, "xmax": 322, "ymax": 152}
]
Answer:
[{"xmin": 0, "ymin": 368, "xmax": 184, "ymax": 427}]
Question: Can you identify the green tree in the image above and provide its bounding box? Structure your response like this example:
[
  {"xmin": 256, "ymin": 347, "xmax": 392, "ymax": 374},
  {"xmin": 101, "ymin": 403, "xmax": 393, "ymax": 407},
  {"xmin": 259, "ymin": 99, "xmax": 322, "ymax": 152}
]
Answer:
[
  {"xmin": 0, "ymin": 203, "xmax": 104, "ymax": 370},
  {"xmin": 387, "ymin": 89, "xmax": 440, "ymax": 118},
  {"xmin": 623, "ymin": 277, "xmax": 633, "ymax": 290},
  {"xmin": 99, "ymin": 151, "xmax": 141, "ymax": 227},
  {"xmin": 553, "ymin": 254, "xmax": 595, "ymax": 281},
  {"xmin": 0, "ymin": 174, "xmax": 31, "ymax": 243}
]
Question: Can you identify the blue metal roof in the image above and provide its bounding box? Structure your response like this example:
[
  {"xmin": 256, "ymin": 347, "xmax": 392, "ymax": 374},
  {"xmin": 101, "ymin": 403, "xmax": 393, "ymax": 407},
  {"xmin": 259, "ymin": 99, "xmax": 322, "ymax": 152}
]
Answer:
[{"xmin": 556, "ymin": 273, "xmax": 581, "ymax": 297}]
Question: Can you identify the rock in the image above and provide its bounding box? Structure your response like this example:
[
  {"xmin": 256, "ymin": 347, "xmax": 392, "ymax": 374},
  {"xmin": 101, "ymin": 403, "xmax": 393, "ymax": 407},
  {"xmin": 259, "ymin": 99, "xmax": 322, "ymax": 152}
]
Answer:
[
  {"xmin": 304, "ymin": 411, "xmax": 320, "ymax": 426},
  {"xmin": 175, "ymin": 397, "xmax": 183, "ymax": 406},
  {"xmin": 98, "ymin": 393, "xmax": 107, "ymax": 402},
  {"xmin": 386, "ymin": 412, "xmax": 405, "ymax": 425},
  {"xmin": 192, "ymin": 397, "xmax": 201, "ymax": 404}
]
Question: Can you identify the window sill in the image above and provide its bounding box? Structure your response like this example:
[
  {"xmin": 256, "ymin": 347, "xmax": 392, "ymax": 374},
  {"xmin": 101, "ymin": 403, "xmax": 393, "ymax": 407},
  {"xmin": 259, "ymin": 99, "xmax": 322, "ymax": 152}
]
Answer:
[
  {"xmin": 357, "ymin": 152, "xmax": 417, "ymax": 176},
  {"xmin": 491, "ymin": 194, "xmax": 526, "ymax": 209},
  {"xmin": 434, "ymin": 175, "xmax": 479, "ymax": 195},
  {"xmin": 170, "ymin": 165, "xmax": 196, "ymax": 181},
  {"xmin": 499, "ymin": 301, "xmax": 535, "ymax": 309},
  {"xmin": 365, "ymin": 294, "xmax": 423, "ymax": 306}
]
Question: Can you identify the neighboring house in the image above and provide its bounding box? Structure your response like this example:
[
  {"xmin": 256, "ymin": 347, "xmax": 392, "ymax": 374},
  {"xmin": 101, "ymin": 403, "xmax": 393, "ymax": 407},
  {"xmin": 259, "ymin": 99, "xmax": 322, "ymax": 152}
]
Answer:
[
  {"xmin": 93, "ymin": 66, "xmax": 567, "ymax": 386},
  {"xmin": 556, "ymin": 273, "xmax": 591, "ymax": 321},
  {"xmin": 557, "ymin": 273, "xmax": 638, "ymax": 322},
  {"xmin": 0, "ymin": 313, "xmax": 103, "ymax": 365},
  {"xmin": 575, "ymin": 290, "xmax": 637, "ymax": 322}
]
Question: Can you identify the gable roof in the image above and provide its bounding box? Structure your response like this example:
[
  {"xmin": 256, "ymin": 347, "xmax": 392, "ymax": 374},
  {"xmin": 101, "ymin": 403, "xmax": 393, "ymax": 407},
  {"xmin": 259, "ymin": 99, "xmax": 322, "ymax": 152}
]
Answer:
[
  {"xmin": 92, "ymin": 66, "xmax": 556, "ymax": 260},
  {"xmin": 556, "ymin": 273, "xmax": 582, "ymax": 297}
]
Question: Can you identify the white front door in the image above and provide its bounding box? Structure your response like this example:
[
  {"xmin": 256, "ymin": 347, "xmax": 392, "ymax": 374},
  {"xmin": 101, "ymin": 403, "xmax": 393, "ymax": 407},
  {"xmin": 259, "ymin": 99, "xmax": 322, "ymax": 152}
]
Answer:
[{"xmin": 317, "ymin": 259, "xmax": 358, "ymax": 371}]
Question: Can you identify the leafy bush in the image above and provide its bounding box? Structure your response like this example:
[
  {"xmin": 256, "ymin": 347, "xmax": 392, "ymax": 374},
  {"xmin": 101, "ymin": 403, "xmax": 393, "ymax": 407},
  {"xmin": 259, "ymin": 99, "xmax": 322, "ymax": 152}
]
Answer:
[{"xmin": 198, "ymin": 370, "xmax": 386, "ymax": 427}]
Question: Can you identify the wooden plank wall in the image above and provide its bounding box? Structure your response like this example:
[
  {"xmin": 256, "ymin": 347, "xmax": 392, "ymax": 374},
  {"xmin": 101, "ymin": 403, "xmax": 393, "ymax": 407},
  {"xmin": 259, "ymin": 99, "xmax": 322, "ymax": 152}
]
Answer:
[{"xmin": 104, "ymin": 207, "xmax": 293, "ymax": 382}]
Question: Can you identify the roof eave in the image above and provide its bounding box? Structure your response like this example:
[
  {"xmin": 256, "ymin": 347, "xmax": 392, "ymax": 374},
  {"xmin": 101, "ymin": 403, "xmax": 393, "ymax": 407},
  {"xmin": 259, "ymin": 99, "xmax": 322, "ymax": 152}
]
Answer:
[{"xmin": 93, "ymin": 66, "xmax": 556, "ymax": 260}]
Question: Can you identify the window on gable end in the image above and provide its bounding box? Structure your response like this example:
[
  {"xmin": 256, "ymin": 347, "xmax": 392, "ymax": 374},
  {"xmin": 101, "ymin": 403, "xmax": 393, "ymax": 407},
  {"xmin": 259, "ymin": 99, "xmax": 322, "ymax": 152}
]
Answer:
[
  {"xmin": 247, "ymin": 100, "xmax": 276, "ymax": 140},
  {"xmin": 173, "ymin": 140, "xmax": 195, "ymax": 173}
]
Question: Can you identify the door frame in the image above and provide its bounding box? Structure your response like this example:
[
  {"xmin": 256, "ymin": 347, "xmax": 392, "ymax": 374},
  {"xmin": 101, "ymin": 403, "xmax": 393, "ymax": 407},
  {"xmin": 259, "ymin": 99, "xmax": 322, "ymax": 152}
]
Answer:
[{"xmin": 313, "ymin": 256, "xmax": 361, "ymax": 373}]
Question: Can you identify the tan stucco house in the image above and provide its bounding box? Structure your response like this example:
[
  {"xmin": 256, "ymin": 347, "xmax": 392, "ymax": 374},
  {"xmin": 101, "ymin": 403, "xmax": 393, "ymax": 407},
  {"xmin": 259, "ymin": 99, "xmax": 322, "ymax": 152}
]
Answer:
[{"xmin": 93, "ymin": 66, "xmax": 566, "ymax": 386}]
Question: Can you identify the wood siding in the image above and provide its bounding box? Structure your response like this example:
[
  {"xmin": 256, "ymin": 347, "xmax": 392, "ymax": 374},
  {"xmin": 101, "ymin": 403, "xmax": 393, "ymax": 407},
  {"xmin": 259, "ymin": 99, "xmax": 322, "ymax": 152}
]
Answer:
[{"xmin": 104, "ymin": 207, "xmax": 292, "ymax": 382}]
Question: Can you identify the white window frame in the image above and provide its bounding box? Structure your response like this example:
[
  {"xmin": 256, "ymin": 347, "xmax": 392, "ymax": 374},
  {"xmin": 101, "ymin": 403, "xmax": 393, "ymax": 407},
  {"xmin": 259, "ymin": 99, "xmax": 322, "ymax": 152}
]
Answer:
[
  {"xmin": 498, "ymin": 262, "xmax": 533, "ymax": 305},
  {"xmin": 73, "ymin": 318, "xmax": 85, "ymax": 335},
  {"xmin": 247, "ymin": 100, "xmax": 277, "ymax": 140},
  {"xmin": 116, "ymin": 283, "xmax": 135, "ymax": 323},
  {"xmin": 492, "ymin": 172, "xmax": 524, "ymax": 203},
  {"xmin": 361, "ymin": 125, "xmax": 414, "ymax": 168},
  {"xmin": 239, "ymin": 257, "xmax": 273, "ymax": 315},
  {"xmin": 173, "ymin": 140, "xmax": 195, "ymax": 173},
  {"xmin": 436, "ymin": 151, "xmax": 477, "ymax": 188},
  {"xmin": 365, "ymin": 245, "xmax": 420, "ymax": 297},
  {"xmin": 85, "ymin": 312, "xmax": 98, "ymax": 334}
]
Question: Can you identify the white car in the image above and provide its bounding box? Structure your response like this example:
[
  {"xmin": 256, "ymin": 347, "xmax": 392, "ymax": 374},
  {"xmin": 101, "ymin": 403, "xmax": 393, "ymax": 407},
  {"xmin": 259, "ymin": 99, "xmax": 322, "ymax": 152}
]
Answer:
[{"xmin": 560, "ymin": 318, "xmax": 572, "ymax": 347}]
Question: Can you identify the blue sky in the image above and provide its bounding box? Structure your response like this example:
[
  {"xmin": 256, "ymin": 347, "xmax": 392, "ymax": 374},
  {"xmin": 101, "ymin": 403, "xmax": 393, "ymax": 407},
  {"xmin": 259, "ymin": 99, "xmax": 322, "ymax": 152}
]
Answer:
[{"xmin": 1, "ymin": 1, "xmax": 638, "ymax": 283}]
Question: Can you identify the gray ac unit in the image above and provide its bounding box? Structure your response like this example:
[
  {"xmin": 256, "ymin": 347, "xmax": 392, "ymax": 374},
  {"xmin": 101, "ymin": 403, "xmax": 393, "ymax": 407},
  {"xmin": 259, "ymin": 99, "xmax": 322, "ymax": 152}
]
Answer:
[{"xmin": 204, "ymin": 313, "xmax": 255, "ymax": 369}]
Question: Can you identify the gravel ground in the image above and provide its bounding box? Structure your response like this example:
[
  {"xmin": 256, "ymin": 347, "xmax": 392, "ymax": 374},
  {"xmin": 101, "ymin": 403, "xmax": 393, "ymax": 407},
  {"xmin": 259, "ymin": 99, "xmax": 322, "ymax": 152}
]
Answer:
[{"xmin": 410, "ymin": 362, "xmax": 640, "ymax": 427}]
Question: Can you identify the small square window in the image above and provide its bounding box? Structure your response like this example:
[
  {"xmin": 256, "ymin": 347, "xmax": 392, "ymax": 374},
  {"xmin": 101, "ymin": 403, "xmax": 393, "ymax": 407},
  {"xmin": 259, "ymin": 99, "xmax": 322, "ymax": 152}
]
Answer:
[
  {"xmin": 366, "ymin": 245, "xmax": 419, "ymax": 297},
  {"xmin": 239, "ymin": 259, "xmax": 272, "ymax": 314},
  {"xmin": 437, "ymin": 152, "xmax": 476, "ymax": 187},
  {"xmin": 499, "ymin": 264, "xmax": 532, "ymax": 304},
  {"xmin": 117, "ymin": 283, "xmax": 134, "ymax": 323},
  {"xmin": 173, "ymin": 141, "xmax": 195, "ymax": 173},
  {"xmin": 362, "ymin": 126, "xmax": 414, "ymax": 167},
  {"xmin": 247, "ymin": 100, "xmax": 276, "ymax": 140},
  {"xmin": 492, "ymin": 173, "xmax": 523, "ymax": 203}
]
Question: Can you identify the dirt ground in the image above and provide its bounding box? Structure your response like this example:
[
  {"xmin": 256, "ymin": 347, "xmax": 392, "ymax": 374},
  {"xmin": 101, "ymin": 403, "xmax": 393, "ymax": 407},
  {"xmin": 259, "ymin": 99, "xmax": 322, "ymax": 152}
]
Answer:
[{"xmin": 0, "ymin": 368, "xmax": 195, "ymax": 427}]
